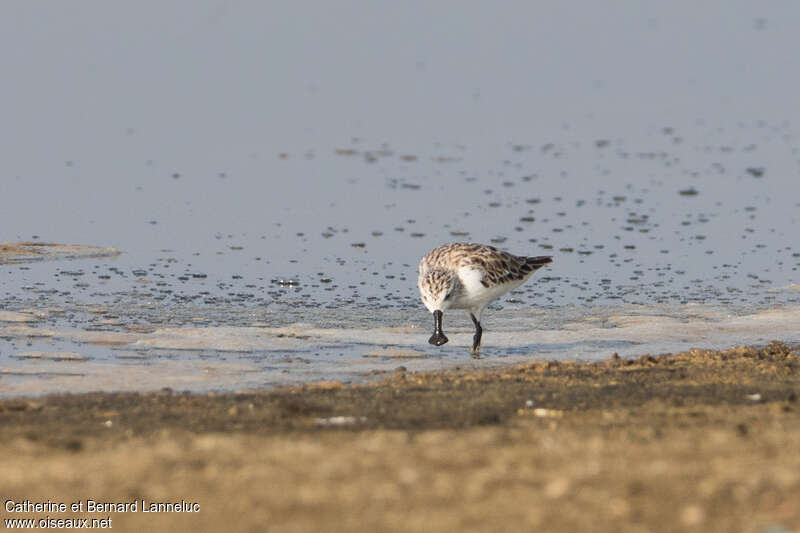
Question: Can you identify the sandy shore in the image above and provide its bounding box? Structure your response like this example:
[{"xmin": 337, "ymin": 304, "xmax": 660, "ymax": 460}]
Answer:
[
  {"xmin": 2, "ymin": 342, "xmax": 799, "ymax": 532},
  {"xmin": 0, "ymin": 241, "xmax": 120, "ymax": 264}
]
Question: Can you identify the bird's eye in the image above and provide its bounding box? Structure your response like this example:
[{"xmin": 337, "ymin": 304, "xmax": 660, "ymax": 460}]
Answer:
[{"xmin": 444, "ymin": 292, "xmax": 451, "ymax": 300}]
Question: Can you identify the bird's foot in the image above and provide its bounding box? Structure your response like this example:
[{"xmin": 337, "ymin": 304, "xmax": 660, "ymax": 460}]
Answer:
[{"xmin": 470, "ymin": 343, "xmax": 481, "ymax": 359}]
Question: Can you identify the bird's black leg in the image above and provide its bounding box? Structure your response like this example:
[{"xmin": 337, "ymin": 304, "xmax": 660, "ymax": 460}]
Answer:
[
  {"xmin": 470, "ymin": 313, "xmax": 482, "ymax": 356},
  {"xmin": 428, "ymin": 310, "xmax": 449, "ymax": 346}
]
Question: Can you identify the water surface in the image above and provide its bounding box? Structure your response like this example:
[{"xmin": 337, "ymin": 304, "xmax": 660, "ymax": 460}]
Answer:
[{"xmin": 2, "ymin": 2, "xmax": 799, "ymax": 397}]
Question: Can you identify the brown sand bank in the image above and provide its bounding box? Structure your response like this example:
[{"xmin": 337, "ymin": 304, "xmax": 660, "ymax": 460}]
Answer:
[
  {"xmin": 0, "ymin": 241, "xmax": 120, "ymax": 264},
  {"xmin": 2, "ymin": 342, "xmax": 800, "ymax": 532}
]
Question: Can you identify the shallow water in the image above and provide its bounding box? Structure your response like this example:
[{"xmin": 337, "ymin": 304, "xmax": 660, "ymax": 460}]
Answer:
[
  {"xmin": 2, "ymin": 3, "xmax": 800, "ymax": 397},
  {"xmin": 2, "ymin": 300, "xmax": 800, "ymax": 397}
]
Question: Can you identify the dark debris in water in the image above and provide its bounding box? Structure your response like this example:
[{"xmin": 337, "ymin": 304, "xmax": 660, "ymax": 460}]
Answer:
[{"xmin": 272, "ymin": 278, "xmax": 299, "ymax": 287}]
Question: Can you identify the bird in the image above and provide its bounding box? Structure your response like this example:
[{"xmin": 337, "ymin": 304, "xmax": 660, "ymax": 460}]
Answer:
[{"xmin": 418, "ymin": 242, "xmax": 552, "ymax": 355}]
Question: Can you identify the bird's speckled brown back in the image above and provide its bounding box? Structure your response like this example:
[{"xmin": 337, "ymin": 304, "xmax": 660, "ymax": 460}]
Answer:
[{"xmin": 419, "ymin": 243, "xmax": 552, "ymax": 287}]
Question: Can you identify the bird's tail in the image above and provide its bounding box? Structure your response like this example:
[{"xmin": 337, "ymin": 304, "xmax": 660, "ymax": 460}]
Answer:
[{"xmin": 520, "ymin": 256, "xmax": 553, "ymax": 274}]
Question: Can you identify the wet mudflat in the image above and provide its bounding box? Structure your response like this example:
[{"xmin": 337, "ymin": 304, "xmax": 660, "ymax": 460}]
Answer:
[{"xmin": 2, "ymin": 342, "xmax": 799, "ymax": 532}]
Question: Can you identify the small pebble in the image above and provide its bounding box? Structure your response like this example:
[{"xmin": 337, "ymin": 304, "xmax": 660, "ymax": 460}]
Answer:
[{"xmin": 314, "ymin": 416, "xmax": 366, "ymax": 427}]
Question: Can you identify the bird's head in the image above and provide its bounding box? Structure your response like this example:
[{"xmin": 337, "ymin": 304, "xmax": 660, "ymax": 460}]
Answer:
[
  {"xmin": 418, "ymin": 269, "xmax": 455, "ymax": 346},
  {"xmin": 418, "ymin": 269, "xmax": 456, "ymax": 313}
]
